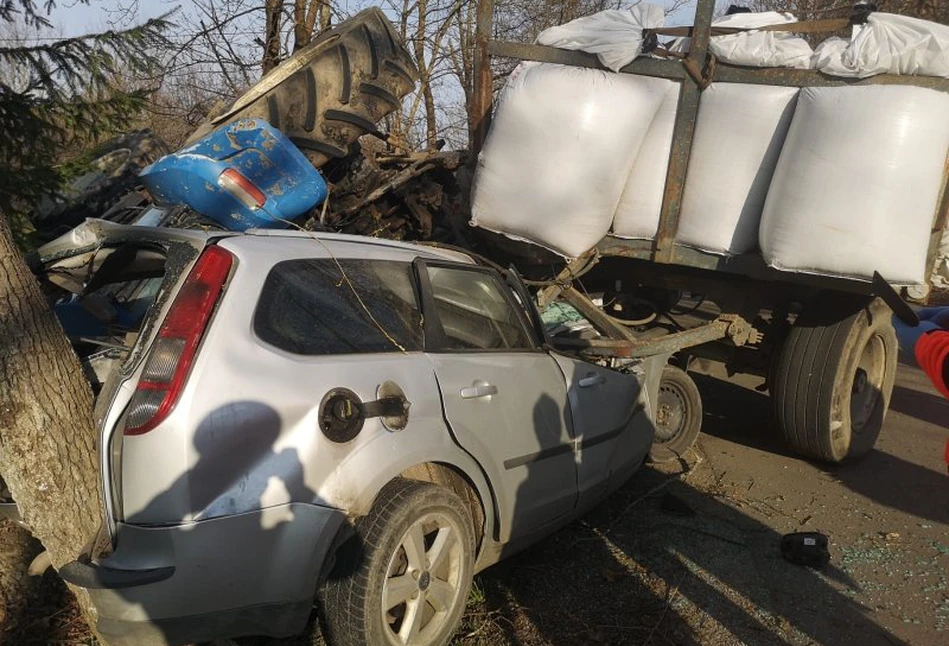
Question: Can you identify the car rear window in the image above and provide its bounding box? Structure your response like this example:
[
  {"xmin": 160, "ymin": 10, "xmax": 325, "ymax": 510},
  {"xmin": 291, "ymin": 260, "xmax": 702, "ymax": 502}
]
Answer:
[{"xmin": 254, "ymin": 259, "xmax": 423, "ymax": 355}]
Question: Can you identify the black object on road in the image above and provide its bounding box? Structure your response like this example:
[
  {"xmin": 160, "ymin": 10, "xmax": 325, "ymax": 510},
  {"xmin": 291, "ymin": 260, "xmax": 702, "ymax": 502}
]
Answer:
[{"xmin": 781, "ymin": 532, "xmax": 830, "ymax": 568}]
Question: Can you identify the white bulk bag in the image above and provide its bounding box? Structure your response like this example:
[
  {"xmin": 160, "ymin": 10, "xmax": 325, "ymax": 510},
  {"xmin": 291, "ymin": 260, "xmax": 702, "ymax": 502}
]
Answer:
[
  {"xmin": 536, "ymin": 5, "xmax": 665, "ymax": 72},
  {"xmin": 676, "ymin": 83, "xmax": 799, "ymax": 255},
  {"xmin": 471, "ymin": 62, "xmax": 667, "ymax": 258},
  {"xmin": 760, "ymin": 85, "xmax": 949, "ymax": 284},
  {"xmin": 814, "ymin": 13, "xmax": 949, "ymax": 79},
  {"xmin": 612, "ymin": 80, "xmax": 679, "ymax": 239},
  {"xmin": 667, "ymin": 12, "xmax": 813, "ymax": 69}
]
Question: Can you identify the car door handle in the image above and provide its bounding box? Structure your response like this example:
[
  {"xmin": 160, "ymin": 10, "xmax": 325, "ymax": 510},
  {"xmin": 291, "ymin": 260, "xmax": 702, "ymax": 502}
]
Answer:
[
  {"xmin": 460, "ymin": 383, "xmax": 498, "ymax": 399},
  {"xmin": 578, "ymin": 373, "xmax": 607, "ymax": 388}
]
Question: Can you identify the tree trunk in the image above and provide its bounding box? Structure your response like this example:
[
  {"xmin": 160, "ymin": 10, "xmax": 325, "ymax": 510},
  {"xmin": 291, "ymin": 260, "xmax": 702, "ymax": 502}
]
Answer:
[
  {"xmin": 262, "ymin": 0, "xmax": 285, "ymax": 74},
  {"xmin": 0, "ymin": 212, "xmax": 102, "ymax": 628},
  {"xmin": 413, "ymin": 0, "xmax": 439, "ymax": 149}
]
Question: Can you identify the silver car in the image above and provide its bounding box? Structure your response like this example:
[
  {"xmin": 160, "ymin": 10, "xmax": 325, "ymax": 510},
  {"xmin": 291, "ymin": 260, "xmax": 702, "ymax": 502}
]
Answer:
[{"xmin": 46, "ymin": 221, "xmax": 657, "ymax": 646}]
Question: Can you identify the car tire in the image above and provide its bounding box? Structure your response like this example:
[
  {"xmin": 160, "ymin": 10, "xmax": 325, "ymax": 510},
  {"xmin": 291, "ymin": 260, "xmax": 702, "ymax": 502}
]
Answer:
[
  {"xmin": 770, "ymin": 296, "xmax": 897, "ymax": 463},
  {"xmin": 318, "ymin": 479, "xmax": 475, "ymax": 646},
  {"xmin": 649, "ymin": 365, "xmax": 703, "ymax": 463}
]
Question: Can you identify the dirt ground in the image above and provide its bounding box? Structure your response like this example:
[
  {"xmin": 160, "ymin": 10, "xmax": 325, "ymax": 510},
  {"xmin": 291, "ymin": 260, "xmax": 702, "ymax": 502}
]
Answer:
[{"xmin": 4, "ymin": 359, "xmax": 947, "ymax": 646}]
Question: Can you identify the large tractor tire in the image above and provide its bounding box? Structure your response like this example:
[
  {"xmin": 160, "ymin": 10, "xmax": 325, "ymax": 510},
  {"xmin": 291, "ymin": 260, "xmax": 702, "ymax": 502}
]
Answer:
[
  {"xmin": 770, "ymin": 296, "xmax": 897, "ymax": 463},
  {"xmin": 188, "ymin": 8, "xmax": 419, "ymax": 168}
]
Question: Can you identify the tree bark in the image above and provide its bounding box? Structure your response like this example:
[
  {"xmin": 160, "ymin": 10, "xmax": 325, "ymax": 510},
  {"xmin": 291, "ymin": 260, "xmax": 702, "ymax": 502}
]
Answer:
[
  {"xmin": 0, "ymin": 212, "xmax": 102, "ymax": 628},
  {"xmin": 413, "ymin": 0, "xmax": 440, "ymax": 149},
  {"xmin": 262, "ymin": 0, "xmax": 285, "ymax": 74}
]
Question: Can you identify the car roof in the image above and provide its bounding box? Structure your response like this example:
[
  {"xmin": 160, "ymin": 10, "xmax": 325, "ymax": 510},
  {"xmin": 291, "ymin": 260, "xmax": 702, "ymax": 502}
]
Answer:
[
  {"xmin": 39, "ymin": 219, "xmax": 477, "ymax": 266},
  {"xmin": 236, "ymin": 228, "xmax": 476, "ymax": 264}
]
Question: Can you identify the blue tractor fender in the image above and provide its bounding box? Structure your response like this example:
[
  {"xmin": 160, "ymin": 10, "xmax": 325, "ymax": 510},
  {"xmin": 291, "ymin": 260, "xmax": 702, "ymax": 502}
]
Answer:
[{"xmin": 140, "ymin": 119, "xmax": 328, "ymax": 231}]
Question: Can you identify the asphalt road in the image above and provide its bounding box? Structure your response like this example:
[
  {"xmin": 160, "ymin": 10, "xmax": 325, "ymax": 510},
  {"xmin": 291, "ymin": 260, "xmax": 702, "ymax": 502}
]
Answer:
[{"xmin": 681, "ymin": 359, "xmax": 949, "ymax": 645}]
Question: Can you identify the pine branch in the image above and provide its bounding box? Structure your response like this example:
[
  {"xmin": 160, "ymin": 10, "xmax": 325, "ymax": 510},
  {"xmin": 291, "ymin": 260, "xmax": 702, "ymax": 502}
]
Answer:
[
  {"xmin": 0, "ymin": 7, "xmax": 174, "ymax": 220},
  {"xmin": 0, "ymin": 13, "xmax": 175, "ymax": 100},
  {"xmin": 0, "ymin": 0, "xmax": 64, "ymax": 29}
]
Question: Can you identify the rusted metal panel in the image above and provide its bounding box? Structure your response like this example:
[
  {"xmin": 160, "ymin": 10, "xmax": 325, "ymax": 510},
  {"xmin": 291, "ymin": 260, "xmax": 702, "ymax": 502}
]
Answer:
[
  {"xmin": 596, "ymin": 236, "xmax": 878, "ymax": 295},
  {"xmin": 472, "ymin": 0, "xmax": 495, "ymax": 156},
  {"xmin": 553, "ymin": 319, "xmax": 729, "ymax": 358},
  {"xmin": 712, "ymin": 63, "xmax": 949, "ymax": 92},
  {"xmin": 652, "ymin": 0, "xmax": 715, "ymax": 264},
  {"xmin": 487, "ymin": 41, "xmax": 687, "ymax": 81}
]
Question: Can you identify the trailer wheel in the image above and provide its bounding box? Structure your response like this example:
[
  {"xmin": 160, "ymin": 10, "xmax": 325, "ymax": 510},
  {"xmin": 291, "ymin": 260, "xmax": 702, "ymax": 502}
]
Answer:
[
  {"xmin": 650, "ymin": 365, "xmax": 703, "ymax": 463},
  {"xmin": 770, "ymin": 296, "xmax": 897, "ymax": 463}
]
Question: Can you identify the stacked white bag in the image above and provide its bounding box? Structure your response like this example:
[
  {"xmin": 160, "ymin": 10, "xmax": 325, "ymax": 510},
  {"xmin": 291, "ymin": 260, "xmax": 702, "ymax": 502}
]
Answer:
[
  {"xmin": 611, "ymin": 80, "xmax": 679, "ymax": 240},
  {"xmin": 759, "ymin": 85, "xmax": 949, "ymax": 284},
  {"xmin": 471, "ymin": 5, "xmax": 949, "ymax": 283},
  {"xmin": 668, "ymin": 11, "xmax": 813, "ymax": 69},
  {"xmin": 675, "ymin": 83, "xmax": 799, "ymax": 255},
  {"xmin": 814, "ymin": 13, "xmax": 949, "ymax": 79},
  {"xmin": 470, "ymin": 62, "xmax": 668, "ymax": 257}
]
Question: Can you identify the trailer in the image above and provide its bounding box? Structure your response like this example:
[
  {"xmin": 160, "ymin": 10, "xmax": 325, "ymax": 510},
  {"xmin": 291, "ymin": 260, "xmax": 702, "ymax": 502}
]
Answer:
[{"xmin": 466, "ymin": 0, "xmax": 949, "ymax": 464}]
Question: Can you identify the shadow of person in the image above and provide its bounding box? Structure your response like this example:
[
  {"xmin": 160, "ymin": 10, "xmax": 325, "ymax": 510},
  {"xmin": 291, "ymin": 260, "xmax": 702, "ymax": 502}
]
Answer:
[
  {"xmin": 131, "ymin": 401, "xmax": 316, "ymax": 522},
  {"xmin": 469, "ymin": 363, "xmax": 907, "ymax": 646},
  {"xmin": 890, "ymin": 383, "xmax": 949, "ymax": 429},
  {"xmin": 100, "ymin": 401, "xmax": 340, "ymax": 646},
  {"xmin": 828, "ymin": 448, "xmax": 949, "ymax": 525}
]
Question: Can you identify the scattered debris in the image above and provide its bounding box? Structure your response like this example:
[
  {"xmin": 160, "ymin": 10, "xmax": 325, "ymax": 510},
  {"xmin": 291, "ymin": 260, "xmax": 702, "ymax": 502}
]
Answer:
[{"xmin": 781, "ymin": 532, "xmax": 831, "ymax": 568}]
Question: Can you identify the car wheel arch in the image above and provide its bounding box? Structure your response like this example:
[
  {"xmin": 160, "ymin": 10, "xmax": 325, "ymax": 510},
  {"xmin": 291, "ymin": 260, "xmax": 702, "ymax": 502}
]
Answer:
[
  {"xmin": 398, "ymin": 462, "xmax": 488, "ymax": 549},
  {"xmin": 340, "ymin": 457, "xmax": 498, "ymax": 558}
]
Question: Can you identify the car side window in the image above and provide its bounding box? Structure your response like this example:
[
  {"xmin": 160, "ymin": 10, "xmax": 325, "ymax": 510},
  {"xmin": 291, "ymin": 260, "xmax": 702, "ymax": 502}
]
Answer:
[
  {"xmin": 254, "ymin": 259, "xmax": 423, "ymax": 355},
  {"xmin": 425, "ymin": 265, "xmax": 534, "ymax": 351}
]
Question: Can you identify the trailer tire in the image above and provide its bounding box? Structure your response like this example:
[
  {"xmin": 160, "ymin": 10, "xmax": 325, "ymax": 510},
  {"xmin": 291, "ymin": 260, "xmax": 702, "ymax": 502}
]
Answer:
[
  {"xmin": 770, "ymin": 296, "xmax": 897, "ymax": 463},
  {"xmin": 188, "ymin": 8, "xmax": 419, "ymax": 169},
  {"xmin": 650, "ymin": 365, "xmax": 703, "ymax": 463}
]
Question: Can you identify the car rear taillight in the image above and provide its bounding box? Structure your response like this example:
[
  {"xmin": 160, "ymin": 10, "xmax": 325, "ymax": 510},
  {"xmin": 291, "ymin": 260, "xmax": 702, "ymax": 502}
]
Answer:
[
  {"xmin": 217, "ymin": 168, "xmax": 266, "ymax": 211},
  {"xmin": 124, "ymin": 246, "xmax": 233, "ymax": 436}
]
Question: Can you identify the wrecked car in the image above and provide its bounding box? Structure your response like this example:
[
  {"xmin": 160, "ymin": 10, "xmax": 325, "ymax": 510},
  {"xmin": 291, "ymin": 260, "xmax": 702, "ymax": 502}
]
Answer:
[{"xmin": 38, "ymin": 220, "xmax": 659, "ymax": 646}]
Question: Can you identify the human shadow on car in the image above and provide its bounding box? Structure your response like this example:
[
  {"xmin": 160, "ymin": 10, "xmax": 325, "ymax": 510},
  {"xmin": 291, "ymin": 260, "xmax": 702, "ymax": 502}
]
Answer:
[{"xmin": 107, "ymin": 401, "xmax": 338, "ymax": 646}]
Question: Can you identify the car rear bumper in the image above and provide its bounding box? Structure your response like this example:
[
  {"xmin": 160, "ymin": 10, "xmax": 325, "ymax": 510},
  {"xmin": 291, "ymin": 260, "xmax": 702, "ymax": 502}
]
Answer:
[{"xmin": 60, "ymin": 503, "xmax": 347, "ymax": 646}]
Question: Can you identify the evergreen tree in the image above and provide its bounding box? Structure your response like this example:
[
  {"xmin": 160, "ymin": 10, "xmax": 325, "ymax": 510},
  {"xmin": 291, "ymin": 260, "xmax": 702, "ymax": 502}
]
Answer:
[{"xmin": 0, "ymin": 0, "xmax": 171, "ymax": 220}]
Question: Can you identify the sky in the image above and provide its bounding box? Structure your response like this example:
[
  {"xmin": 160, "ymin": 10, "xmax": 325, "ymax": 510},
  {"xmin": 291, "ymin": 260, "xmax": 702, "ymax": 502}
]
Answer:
[{"xmin": 42, "ymin": 0, "xmax": 708, "ymax": 39}]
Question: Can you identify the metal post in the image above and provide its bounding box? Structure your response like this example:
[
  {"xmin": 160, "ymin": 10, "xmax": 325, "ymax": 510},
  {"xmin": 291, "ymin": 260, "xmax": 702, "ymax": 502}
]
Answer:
[
  {"xmin": 923, "ymin": 150, "xmax": 949, "ymax": 297},
  {"xmin": 653, "ymin": 0, "xmax": 716, "ymax": 264},
  {"xmin": 472, "ymin": 0, "xmax": 495, "ymax": 156}
]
